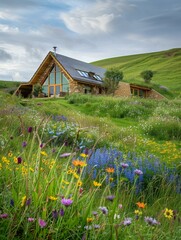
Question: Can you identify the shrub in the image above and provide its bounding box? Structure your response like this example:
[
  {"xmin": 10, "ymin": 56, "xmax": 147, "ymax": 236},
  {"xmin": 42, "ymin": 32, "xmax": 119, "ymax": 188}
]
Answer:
[
  {"xmin": 141, "ymin": 116, "xmax": 181, "ymax": 141},
  {"xmin": 140, "ymin": 70, "xmax": 153, "ymax": 83}
]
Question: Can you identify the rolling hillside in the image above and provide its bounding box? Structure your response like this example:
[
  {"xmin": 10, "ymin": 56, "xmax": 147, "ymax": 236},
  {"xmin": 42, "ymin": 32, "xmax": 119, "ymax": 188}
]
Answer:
[
  {"xmin": 0, "ymin": 80, "xmax": 20, "ymax": 94},
  {"xmin": 92, "ymin": 48, "xmax": 181, "ymax": 97}
]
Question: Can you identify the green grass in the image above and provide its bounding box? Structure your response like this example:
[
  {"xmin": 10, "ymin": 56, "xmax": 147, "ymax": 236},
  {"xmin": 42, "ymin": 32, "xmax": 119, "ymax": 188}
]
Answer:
[
  {"xmin": 0, "ymin": 80, "xmax": 21, "ymax": 95},
  {"xmin": 0, "ymin": 92, "xmax": 181, "ymax": 239},
  {"xmin": 92, "ymin": 48, "xmax": 181, "ymax": 97},
  {"xmin": 20, "ymin": 93, "xmax": 181, "ymax": 164},
  {"xmin": 0, "ymin": 80, "xmax": 20, "ymax": 89}
]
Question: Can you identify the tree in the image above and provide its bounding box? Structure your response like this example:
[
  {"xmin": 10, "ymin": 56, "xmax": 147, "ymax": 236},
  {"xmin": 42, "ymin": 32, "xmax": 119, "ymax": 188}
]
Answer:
[
  {"xmin": 103, "ymin": 68, "xmax": 123, "ymax": 95},
  {"xmin": 32, "ymin": 83, "xmax": 42, "ymax": 97},
  {"xmin": 140, "ymin": 70, "xmax": 153, "ymax": 83}
]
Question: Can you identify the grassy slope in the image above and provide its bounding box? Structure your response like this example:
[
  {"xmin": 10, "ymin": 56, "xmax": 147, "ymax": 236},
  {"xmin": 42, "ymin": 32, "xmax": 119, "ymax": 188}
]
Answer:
[
  {"xmin": 23, "ymin": 96, "xmax": 180, "ymax": 165},
  {"xmin": 92, "ymin": 48, "xmax": 181, "ymax": 96},
  {"xmin": 0, "ymin": 80, "xmax": 20, "ymax": 89}
]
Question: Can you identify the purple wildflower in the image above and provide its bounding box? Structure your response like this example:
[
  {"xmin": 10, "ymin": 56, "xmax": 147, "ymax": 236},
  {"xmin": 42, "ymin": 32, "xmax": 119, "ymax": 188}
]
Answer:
[
  {"xmin": 84, "ymin": 148, "xmax": 89, "ymax": 155},
  {"xmin": 28, "ymin": 127, "xmax": 33, "ymax": 133},
  {"xmin": 122, "ymin": 217, "xmax": 132, "ymax": 226},
  {"xmin": 61, "ymin": 198, "xmax": 73, "ymax": 207},
  {"xmin": 26, "ymin": 198, "xmax": 31, "ymax": 206},
  {"xmin": 99, "ymin": 206, "xmax": 108, "ymax": 215},
  {"xmin": 22, "ymin": 141, "xmax": 27, "ymax": 147},
  {"xmin": 93, "ymin": 224, "xmax": 100, "ymax": 229},
  {"xmin": 17, "ymin": 157, "xmax": 22, "ymax": 164},
  {"xmin": 38, "ymin": 218, "xmax": 47, "ymax": 228},
  {"xmin": 60, "ymin": 153, "xmax": 71, "ymax": 158},
  {"xmin": 60, "ymin": 208, "xmax": 64, "ymax": 216},
  {"xmin": 52, "ymin": 210, "xmax": 58, "ymax": 219},
  {"xmin": 134, "ymin": 169, "xmax": 143, "ymax": 176},
  {"xmin": 0, "ymin": 213, "xmax": 8, "ymax": 219},
  {"xmin": 64, "ymin": 141, "xmax": 69, "ymax": 147},
  {"xmin": 10, "ymin": 199, "xmax": 14, "ymax": 207},
  {"xmin": 121, "ymin": 163, "xmax": 129, "ymax": 168},
  {"xmin": 40, "ymin": 143, "xmax": 44, "ymax": 148},
  {"xmin": 92, "ymin": 211, "xmax": 98, "ymax": 217},
  {"xmin": 106, "ymin": 195, "xmax": 115, "ymax": 201},
  {"xmin": 144, "ymin": 217, "xmax": 160, "ymax": 226},
  {"xmin": 28, "ymin": 217, "xmax": 35, "ymax": 222}
]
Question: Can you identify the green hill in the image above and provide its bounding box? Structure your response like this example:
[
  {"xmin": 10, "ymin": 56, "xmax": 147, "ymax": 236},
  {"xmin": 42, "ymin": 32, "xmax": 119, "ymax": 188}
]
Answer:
[
  {"xmin": 0, "ymin": 80, "xmax": 21, "ymax": 94},
  {"xmin": 92, "ymin": 48, "xmax": 181, "ymax": 97}
]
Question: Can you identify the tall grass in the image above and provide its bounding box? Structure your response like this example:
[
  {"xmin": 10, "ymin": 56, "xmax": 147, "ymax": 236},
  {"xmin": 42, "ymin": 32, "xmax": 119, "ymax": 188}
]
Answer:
[{"xmin": 0, "ymin": 93, "xmax": 180, "ymax": 239}]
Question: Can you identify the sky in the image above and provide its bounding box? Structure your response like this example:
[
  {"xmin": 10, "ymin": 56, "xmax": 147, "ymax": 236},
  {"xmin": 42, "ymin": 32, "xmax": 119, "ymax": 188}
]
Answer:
[{"xmin": 0, "ymin": 0, "xmax": 181, "ymax": 82}]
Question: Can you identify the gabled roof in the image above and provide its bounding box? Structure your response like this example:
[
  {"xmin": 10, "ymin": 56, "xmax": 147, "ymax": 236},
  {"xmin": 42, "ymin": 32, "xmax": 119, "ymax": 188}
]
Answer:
[
  {"xmin": 14, "ymin": 51, "xmax": 106, "ymax": 97},
  {"xmin": 53, "ymin": 52, "xmax": 106, "ymax": 85}
]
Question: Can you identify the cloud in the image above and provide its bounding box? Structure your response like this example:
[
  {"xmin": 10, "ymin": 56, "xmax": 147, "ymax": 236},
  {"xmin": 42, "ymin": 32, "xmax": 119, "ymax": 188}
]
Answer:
[
  {"xmin": 0, "ymin": 0, "xmax": 180, "ymax": 82},
  {"xmin": 0, "ymin": 11, "xmax": 20, "ymax": 21},
  {"xmin": 0, "ymin": 24, "xmax": 19, "ymax": 33},
  {"xmin": 61, "ymin": 13, "xmax": 114, "ymax": 34},
  {"xmin": 0, "ymin": 0, "xmax": 39, "ymax": 9},
  {"xmin": 60, "ymin": 0, "xmax": 132, "ymax": 34},
  {"xmin": 0, "ymin": 49, "xmax": 12, "ymax": 62}
]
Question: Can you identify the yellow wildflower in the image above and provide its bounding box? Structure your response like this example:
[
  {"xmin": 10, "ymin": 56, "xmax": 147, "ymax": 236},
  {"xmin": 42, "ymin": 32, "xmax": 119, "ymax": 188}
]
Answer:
[
  {"xmin": 67, "ymin": 167, "xmax": 75, "ymax": 174},
  {"xmin": 93, "ymin": 181, "xmax": 102, "ymax": 187},
  {"xmin": 29, "ymin": 167, "xmax": 34, "ymax": 172},
  {"xmin": 14, "ymin": 157, "xmax": 18, "ymax": 163},
  {"xmin": 40, "ymin": 151, "xmax": 48, "ymax": 157},
  {"xmin": 8, "ymin": 152, "xmax": 13, "ymax": 157},
  {"xmin": 49, "ymin": 164, "xmax": 53, "ymax": 169},
  {"xmin": 87, "ymin": 217, "xmax": 93, "ymax": 223},
  {"xmin": 164, "ymin": 208, "xmax": 173, "ymax": 219},
  {"xmin": 77, "ymin": 180, "xmax": 82, "ymax": 187},
  {"xmin": 80, "ymin": 153, "xmax": 88, "ymax": 158},
  {"xmin": 22, "ymin": 166, "xmax": 28, "ymax": 175},
  {"xmin": 0, "ymin": 163, "xmax": 2, "ymax": 170},
  {"xmin": 2, "ymin": 157, "xmax": 10, "ymax": 165},
  {"xmin": 49, "ymin": 196, "xmax": 58, "ymax": 201},
  {"xmin": 62, "ymin": 180, "xmax": 70, "ymax": 185},
  {"xmin": 134, "ymin": 210, "xmax": 142, "ymax": 215},
  {"xmin": 21, "ymin": 196, "xmax": 27, "ymax": 207},
  {"xmin": 73, "ymin": 172, "xmax": 79, "ymax": 179}
]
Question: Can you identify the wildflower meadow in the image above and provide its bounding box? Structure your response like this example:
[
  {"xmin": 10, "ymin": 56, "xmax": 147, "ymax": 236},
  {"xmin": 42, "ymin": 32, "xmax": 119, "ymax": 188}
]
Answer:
[{"xmin": 0, "ymin": 92, "xmax": 180, "ymax": 239}]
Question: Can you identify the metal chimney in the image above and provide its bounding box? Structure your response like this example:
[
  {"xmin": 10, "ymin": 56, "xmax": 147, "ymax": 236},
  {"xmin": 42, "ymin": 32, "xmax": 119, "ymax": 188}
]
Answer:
[{"xmin": 53, "ymin": 46, "xmax": 57, "ymax": 56}]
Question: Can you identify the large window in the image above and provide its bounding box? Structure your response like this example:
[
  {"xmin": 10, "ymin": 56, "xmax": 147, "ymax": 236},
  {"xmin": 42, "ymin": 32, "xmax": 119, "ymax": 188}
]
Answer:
[{"xmin": 42, "ymin": 64, "xmax": 69, "ymax": 97}]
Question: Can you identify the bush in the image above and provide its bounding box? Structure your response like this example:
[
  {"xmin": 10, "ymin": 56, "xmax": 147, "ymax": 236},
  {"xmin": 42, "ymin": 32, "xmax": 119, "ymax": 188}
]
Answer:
[
  {"xmin": 140, "ymin": 70, "xmax": 153, "ymax": 83},
  {"xmin": 141, "ymin": 116, "xmax": 181, "ymax": 141}
]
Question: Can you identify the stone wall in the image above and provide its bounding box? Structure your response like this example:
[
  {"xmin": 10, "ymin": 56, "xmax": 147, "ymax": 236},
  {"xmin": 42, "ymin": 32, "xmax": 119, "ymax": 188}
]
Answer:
[
  {"xmin": 147, "ymin": 89, "xmax": 165, "ymax": 99},
  {"xmin": 114, "ymin": 82, "xmax": 131, "ymax": 97}
]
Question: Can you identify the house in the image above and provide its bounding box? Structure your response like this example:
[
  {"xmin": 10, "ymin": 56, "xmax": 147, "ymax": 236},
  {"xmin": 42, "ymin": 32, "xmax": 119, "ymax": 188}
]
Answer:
[
  {"xmin": 15, "ymin": 51, "xmax": 105, "ymax": 98},
  {"xmin": 15, "ymin": 51, "xmax": 165, "ymax": 99}
]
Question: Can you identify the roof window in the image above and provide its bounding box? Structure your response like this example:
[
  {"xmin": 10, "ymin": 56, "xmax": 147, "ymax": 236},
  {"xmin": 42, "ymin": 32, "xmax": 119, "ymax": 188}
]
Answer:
[
  {"xmin": 77, "ymin": 70, "xmax": 102, "ymax": 81},
  {"xmin": 77, "ymin": 70, "xmax": 89, "ymax": 78}
]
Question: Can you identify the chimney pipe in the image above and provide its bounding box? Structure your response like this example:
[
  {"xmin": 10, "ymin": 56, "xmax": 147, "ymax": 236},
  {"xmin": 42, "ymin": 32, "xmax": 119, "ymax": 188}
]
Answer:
[{"xmin": 53, "ymin": 46, "xmax": 57, "ymax": 56}]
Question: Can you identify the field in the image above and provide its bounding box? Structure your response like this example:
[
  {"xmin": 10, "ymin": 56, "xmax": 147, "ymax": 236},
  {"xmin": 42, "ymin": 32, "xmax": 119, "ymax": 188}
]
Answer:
[
  {"xmin": 0, "ymin": 92, "xmax": 180, "ymax": 239},
  {"xmin": 92, "ymin": 48, "xmax": 181, "ymax": 98}
]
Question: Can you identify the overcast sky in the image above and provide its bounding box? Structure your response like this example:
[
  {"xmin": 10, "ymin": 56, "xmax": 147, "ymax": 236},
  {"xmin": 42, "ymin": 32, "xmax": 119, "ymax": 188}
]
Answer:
[{"xmin": 0, "ymin": 0, "xmax": 181, "ymax": 81}]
